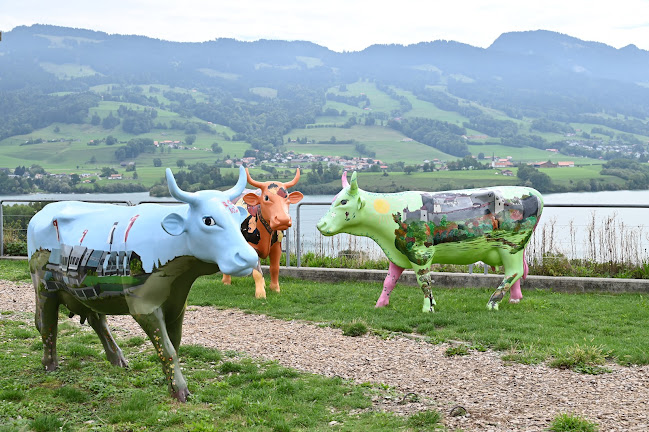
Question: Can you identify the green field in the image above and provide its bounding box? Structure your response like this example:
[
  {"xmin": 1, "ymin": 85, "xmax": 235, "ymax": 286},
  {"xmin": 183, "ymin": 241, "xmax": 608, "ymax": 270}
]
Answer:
[
  {"xmin": 2, "ymin": 80, "xmax": 647, "ymax": 192},
  {"xmin": 285, "ymin": 125, "xmax": 456, "ymax": 163},
  {"xmin": 326, "ymin": 81, "xmax": 401, "ymax": 114},
  {"xmin": 467, "ymin": 144, "xmax": 604, "ymax": 164}
]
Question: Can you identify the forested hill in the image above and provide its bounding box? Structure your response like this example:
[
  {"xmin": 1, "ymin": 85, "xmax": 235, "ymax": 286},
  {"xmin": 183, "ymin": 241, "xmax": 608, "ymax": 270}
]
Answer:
[{"xmin": 2, "ymin": 25, "xmax": 649, "ymax": 114}]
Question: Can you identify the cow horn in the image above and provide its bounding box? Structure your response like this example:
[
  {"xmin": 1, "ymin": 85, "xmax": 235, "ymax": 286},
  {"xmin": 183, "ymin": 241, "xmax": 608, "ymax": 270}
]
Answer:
[
  {"xmin": 349, "ymin": 171, "xmax": 359, "ymax": 194},
  {"xmin": 226, "ymin": 166, "xmax": 248, "ymax": 201},
  {"xmin": 341, "ymin": 171, "xmax": 349, "ymax": 188},
  {"xmin": 284, "ymin": 168, "xmax": 300, "ymax": 189},
  {"xmin": 245, "ymin": 168, "xmax": 265, "ymax": 189},
  {"xmin": 166, "ymin": 168, "xmax": 198, "ymax": 205}
]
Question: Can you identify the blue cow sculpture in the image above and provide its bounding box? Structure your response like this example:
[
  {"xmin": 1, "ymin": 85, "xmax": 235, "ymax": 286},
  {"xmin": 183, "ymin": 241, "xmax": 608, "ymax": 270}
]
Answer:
[{"xmin": 27, "ymin": 166, "xmax": 258, "ymax": 401}]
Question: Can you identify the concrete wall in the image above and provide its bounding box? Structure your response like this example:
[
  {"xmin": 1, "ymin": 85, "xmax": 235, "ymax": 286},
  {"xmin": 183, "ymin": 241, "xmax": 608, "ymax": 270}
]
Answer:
[{"xmin": 263, "ymin": 266, "xmax": 649, "ymax": 294}]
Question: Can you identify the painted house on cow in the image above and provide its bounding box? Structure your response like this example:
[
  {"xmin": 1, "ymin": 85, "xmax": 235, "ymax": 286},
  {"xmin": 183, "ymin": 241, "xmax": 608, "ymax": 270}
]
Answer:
[
  {"xmin": 222, "ymin": 169, "xmax": 303, "ymax": 298},
  {"xmin": 27, "ymin": 166, "xmax": 258, "ymax": 401}
]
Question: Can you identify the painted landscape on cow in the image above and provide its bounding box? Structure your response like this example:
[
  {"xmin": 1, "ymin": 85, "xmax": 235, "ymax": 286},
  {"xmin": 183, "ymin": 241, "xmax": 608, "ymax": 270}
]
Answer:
[{"xmin": 26, "ymin": 166, "xmax": 258, "ymax": 401}]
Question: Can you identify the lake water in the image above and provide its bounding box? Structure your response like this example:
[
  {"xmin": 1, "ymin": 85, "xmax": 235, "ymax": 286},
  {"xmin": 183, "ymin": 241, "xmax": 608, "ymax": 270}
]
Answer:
[{"xmin": 3, "ymin": 189, "xmax": 649, "ymax": 263}]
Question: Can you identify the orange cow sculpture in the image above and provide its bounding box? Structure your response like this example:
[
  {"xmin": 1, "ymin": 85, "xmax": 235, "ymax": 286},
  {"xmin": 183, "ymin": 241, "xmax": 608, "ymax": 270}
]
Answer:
[{"xmin": 222, "ymin": 168, "xmax": 303, "ymax": 297}]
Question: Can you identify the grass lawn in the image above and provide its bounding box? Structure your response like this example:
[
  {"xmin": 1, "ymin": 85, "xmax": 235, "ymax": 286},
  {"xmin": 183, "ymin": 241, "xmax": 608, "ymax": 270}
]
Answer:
[
  {"xmin": 2, "ymin": 259, "xmax": 646, "ymax": 367},
  {"xmin": 0, "ymin": 259, "xmax": 444, "ymax": 431},
  {"xmin": 185, "ymin": 274, "xmax": 649, "ymax": 366},
  {"xmin": 0, "ymin": 316, "xmax": 441, "ymax": 431}
]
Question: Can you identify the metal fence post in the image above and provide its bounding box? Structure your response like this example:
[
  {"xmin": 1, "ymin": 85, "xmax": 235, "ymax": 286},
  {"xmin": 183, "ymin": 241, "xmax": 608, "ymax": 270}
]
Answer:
[
  {"xmin": 296, "ymin": 203, "xmax": 302, "ymax": 268},
  {"xmin": 0, "ymin": 202, "xmax": 4, "ymax": 257},
  {"xmin": 284, "ymin": 226, "xmax": 290, "ymax": 267}
]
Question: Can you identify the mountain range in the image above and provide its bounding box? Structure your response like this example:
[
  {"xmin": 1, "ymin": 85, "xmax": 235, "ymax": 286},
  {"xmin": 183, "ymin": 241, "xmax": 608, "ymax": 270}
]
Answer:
[{"xmin": 1, "ymin": 24, "xmax": 648, "ymax": 110}]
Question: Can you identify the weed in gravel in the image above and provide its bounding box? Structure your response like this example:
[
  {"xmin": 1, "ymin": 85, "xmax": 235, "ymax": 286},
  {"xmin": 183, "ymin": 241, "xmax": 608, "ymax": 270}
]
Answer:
[
  {"xmin": 502, "ymin": 344, "xmax": 545, "ymax": 365},
  {"xmin": 444, "ymin": 344, "xmax": 469, "ymax": 357},
  {"xmin": 407, "ymin": 410, "xmax": 444, "ymax": 429},
  {"xmin": 549, "ymin": 412, "xmax": 599, "ymax": 431},
  {"xmin": 340, "ymin": 320, "xmax": 369, "ymax": 337},
  {"xmin": 549, "ymin": 344, "xmax": 611, "ymax": 374}
]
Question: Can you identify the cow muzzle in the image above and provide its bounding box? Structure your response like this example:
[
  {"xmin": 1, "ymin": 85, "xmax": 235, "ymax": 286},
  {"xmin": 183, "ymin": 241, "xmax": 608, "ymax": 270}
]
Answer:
[{"xmin": 271, "ymin": 216, "xmax": 291, "ymax": 231}]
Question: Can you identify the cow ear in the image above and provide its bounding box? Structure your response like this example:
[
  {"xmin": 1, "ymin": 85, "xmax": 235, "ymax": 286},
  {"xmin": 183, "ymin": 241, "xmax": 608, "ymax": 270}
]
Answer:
[
  {"xmin": 161, "ymin": 213, "xmax": 186, "ymax": 236},
  {"xmin": 238, "ymin": 206, "xmax": 248, "ymax": 223},
  {"xmin": 357, "ymin": 196, "xmax": 366, "ymax": 210},
  {"xmin": 288, "ymin": 191, "xmax": 304, "ymax": 204},
  {"xmin": 243, "ymin": 193, "xmax": 260, "ymax": 206}
]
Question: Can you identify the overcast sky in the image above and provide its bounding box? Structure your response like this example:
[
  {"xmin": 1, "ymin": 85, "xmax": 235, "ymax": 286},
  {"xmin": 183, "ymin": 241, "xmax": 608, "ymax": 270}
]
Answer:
[{"xmin": 2, "ymin": 0, "xmax": 649, "ymax": 52}]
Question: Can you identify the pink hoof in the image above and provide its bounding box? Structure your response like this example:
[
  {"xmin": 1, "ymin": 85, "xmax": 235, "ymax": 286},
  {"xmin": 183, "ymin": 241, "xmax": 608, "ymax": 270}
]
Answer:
[
  {"xmin": 375, "ymin": 295, "xmax": 390, "ymax": 308},
  {"xmin": 509, "ymin": 280, "xmax": 523, "ymax": 302}
]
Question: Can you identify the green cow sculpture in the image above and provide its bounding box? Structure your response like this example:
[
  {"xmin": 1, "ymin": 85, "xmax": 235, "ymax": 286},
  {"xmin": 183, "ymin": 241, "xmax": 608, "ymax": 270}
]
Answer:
[{"xmin": 317, "ymin": 171, "xmax": 543, "ymax": 312}]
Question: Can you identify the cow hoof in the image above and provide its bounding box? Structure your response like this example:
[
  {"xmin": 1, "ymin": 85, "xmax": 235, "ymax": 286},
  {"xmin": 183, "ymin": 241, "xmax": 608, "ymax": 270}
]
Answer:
[
  {"xmin": 172, "ymin": 388, "xmax": 190, "ymax": 403},
  {"xmin": 44, "ymin": 362, "xmax": 59, "ymax": 372},
  {"xmin": 487, "ymin": 302, "xmax": 499, "ymax": 311},
  {"xmin": 509, "ymin": 299, "xmax": 520, "ymax": 304},
  {"xmin": 112, "ymin": 357, "xmax": 129, "ymax": 368},
  {"xmin": 375, "ymin": 301, "xmax": 389, "ymax": 308},
  {"xmin": 269, "ymin": 284, "xmax": 280, "ymax": 293},
  {"xmin": 255, "ymin": 292, "xmax": 267, "ymax": 299}
]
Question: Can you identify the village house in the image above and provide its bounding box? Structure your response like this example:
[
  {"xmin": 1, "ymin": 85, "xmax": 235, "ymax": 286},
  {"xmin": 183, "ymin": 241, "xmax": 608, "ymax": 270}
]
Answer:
[
  {"xmin": 557, "ymin": 161, "xmax": 575, "ymax": 167},
  {"xmin": 531, "ymin": 161, "xmax": 557, "ymax": 168},
  {"xmin": 492, "ymin": 158, "xmax": 514, "ymax": 168}
]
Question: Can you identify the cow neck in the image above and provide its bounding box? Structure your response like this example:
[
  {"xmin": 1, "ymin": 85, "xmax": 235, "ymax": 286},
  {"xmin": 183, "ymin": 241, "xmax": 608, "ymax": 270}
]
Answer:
[
  {"xmin": 257, "ymin": 210, "xmax": 273, "ymax": 235},
  {"xmin": 253, "ymin": 210, "xmax": 275, "ymax": 259}
]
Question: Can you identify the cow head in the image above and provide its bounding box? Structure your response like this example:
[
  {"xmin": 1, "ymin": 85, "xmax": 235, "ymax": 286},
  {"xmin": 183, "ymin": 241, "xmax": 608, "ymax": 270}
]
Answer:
[
  {"xmin": 317, "ymin": 171, "xmax": 366, "ymax": 236},
  {"xmin": 161, "ymin": 166, "xmax": 258, "ymax": 276},
  {"xmin": 242, "ymin": 169, "xmax": 303, "ymax": 231}
]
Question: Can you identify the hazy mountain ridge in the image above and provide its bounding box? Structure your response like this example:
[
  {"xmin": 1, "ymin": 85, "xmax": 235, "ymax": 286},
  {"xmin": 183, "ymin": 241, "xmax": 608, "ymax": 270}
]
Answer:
[{"xmin": 2, "ymin": 24, "xmax": 648, "ymax": 88}]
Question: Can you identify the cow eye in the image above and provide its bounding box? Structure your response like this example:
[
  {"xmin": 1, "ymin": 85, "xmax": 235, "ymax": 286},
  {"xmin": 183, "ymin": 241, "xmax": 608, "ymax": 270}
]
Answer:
[
  {"xmin": 203, "ymin": 216, "xmax": 217, "ymax": 226},
  {"xmin": 264, "ymin": 195, "xmax": 269, "ymax": 201},
  {"xmin": 340, "ymin": 200, "xmax": 348, "ymax": 205}
]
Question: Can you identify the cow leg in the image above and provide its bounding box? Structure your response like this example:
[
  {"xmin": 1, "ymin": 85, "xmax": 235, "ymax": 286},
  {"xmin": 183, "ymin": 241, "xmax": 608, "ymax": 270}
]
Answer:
[
  {"xmin": 250, "ymin": 260, "xmax": 266, "ymax": 298},
  {"xmin": 375, "ymin": 261, "xmax": 404, "ymax": 308},
  {"xmin": 509, "ymin": 253, "xmax": 529, "ymax": 303},
  {"xmin": 35, "ymin": 287, "xmax": 60, "ymax": 371},
  {"xmin": 133, "ymin": 308, "xmax": 189, "ymax": 402},
  {"xmin": 222, "ymin": 274, "xmax": 232, "ymax": 285},
  {"xmin": 268, "ymin": 242, "xmax": 282, "ymax": 293},
  {"xmin": 87, "ymin": 312, "xmax": 128, "ymax": 368},
  {"xmin": 487, "ymin": 250, "xmax": 525, "ymax": 310},
  {"xmin": 166, "ymin": 307, "xmax": 186, "ymax": 352},
  {"xmin": 413, "ymin": 264, "xmax": 437, "ymax": 313}
]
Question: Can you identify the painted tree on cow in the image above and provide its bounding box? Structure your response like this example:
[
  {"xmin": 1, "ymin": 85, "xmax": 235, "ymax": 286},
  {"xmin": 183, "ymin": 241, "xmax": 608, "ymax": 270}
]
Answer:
[
  {"xmin": 27, "ymin": 166, "xmax": 259, "ymax": 401},
  {"xmin": 317, "ymin": 171, "xmax": 543, "ymax": 312},
  {"xmin": 222, "ymin": 168, "xmax": 303, "ymax": 298}
]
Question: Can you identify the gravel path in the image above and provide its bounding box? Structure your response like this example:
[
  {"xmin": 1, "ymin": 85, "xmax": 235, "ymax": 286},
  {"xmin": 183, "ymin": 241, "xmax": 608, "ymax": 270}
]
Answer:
[{"xmin": 2, "ymin": 279, "xmax": 648, "ymax": 431}]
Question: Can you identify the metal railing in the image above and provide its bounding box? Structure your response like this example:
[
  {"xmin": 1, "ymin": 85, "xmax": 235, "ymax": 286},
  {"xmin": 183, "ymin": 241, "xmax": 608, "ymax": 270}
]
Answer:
[
  {"xmin": 293, "ymin": 201, "xmax": 649, "ymax": 267},
  {"xmin": 3, "ymin": 199, "xmax": 649, "ymax": 265},
  {"xmin": 0, "ymin": 198, "xmax": 293, "ymax": 261},
  {"xmin": 0, "ymin": 199, "xmax": 135, "ymax": 257}
]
